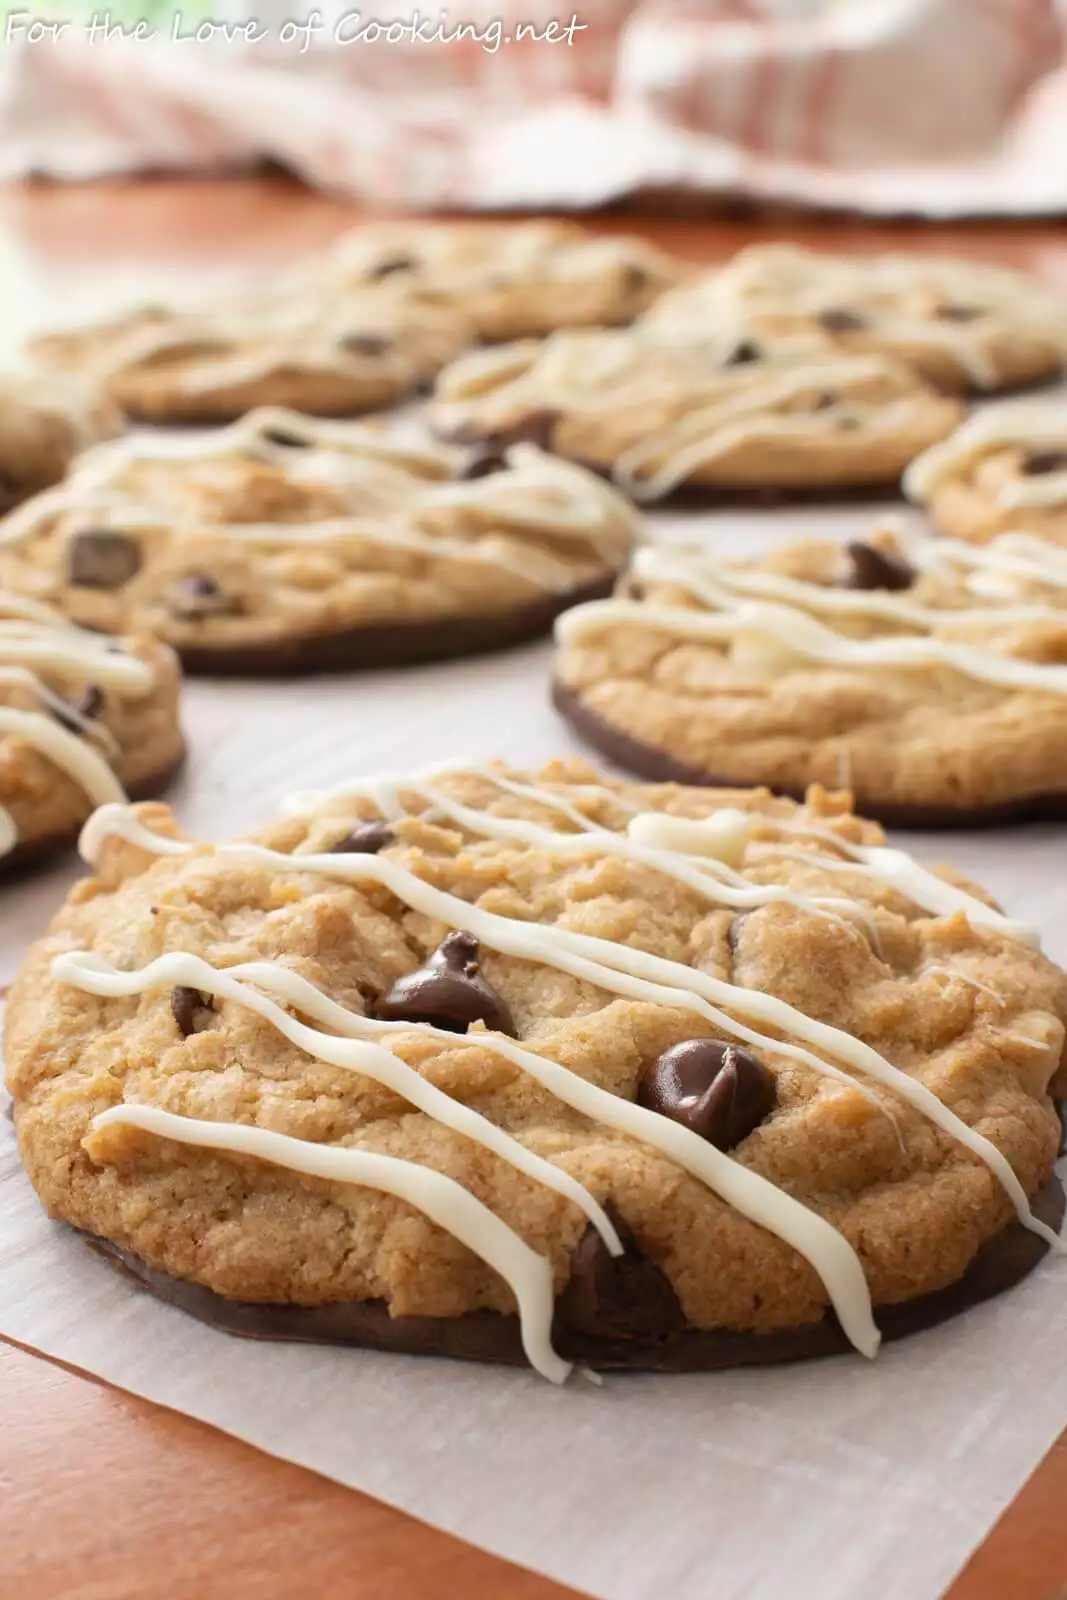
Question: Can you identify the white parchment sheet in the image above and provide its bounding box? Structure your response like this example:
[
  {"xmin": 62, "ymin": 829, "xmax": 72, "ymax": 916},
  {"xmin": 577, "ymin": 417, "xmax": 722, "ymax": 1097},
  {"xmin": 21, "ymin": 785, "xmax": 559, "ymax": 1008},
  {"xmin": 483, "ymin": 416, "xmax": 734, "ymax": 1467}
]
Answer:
[{"xmin": 2, "ymin": 500, "xmax": 1066, "ymax": 1600}]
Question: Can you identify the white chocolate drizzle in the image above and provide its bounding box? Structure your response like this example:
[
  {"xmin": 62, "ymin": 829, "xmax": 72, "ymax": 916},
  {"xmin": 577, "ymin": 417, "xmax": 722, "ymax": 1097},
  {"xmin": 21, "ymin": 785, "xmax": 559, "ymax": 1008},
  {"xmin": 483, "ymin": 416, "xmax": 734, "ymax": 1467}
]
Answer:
[
  {"xmin": 628, "ymin": 540, "xmax": 1067, "ymax": 634},
  {"xmin": 65, "ymin": 766, "xmax": 1063, "ymax": 1379},
  {"xmin": 649, "ymin": 246, "xmax": 1067, "ymax": 390},
  {"xmin": 0, "ymin": 593, "xmax": 156, "ymax": 857},
  {"xmin": 556, "ymin": 593, "xmax": 1067, "ymax": 697},
  {"xmin": 89, "ymin": 1102, "xmax": 571, "ymax": 1385},
  {"xmin": 0, "ymin": 411, "xmax": 639, "ymax": 595},
  {"xmin": 904, "ymin": 402, "xmax": 1067, "ymax": 507},
  {"xmin": 434, "ymin": 332, "xmax": 948, "ymax": 502}
]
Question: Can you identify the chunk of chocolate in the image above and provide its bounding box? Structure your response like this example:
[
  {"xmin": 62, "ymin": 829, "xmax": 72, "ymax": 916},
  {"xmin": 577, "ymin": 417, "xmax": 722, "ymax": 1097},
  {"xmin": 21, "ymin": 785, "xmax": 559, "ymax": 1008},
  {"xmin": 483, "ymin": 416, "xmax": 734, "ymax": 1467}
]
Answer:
[
  {"xmin": 842, "ymin": 540, "xmax": 916, "ymax": 592},
  {"xmin": 453, "ymin": 409, "xmax": 559, "ymax": 458},
  {"xmin": 1021, "ymin": 449, "xmax": 1067, "ymax": 477},
  {"xmin": 67, "ymin": 531, "xmax": 142, "ymax": 590},
  {"xmin": 260, "ymin": 426, "xmax": 310, "ymax": 449},
  {"xmin": 170, "ymin": 986, "xmax": 217, "ymax": 1037},
  {"xmin": 373, "ymin": 930, "xmax": 515, "ymax": 1036},
  {"xmin": 168, "ymin": 573, "xmax": 237, "ymax": 619},
  {"xmin": 555, "ymin": 1204, "xmax": 686, "ymax": 1343},
  {"xmin": 724, "ymin": 339, "xmax": 762, "ymax": 367},
  {"xmin": 328, "ymin": 821, "xmax": 395, "ymax": 855},
  {"xmin": 638, "ymin": 1038, "xmax": 776, "ymax": 1150},
  {"xmin": 368, "ymin": 254, "xmax": 417, "ymax": 279},
  {"xmin": 935, "ymin": 304, "xmax": 984, "ymax": 322},
  {"xmin": 818, "ymin": 307, "xmax": 867, "ymax": 334},
  {"xmin": 339, "ymin": 332, "xmax": 391, "ymax": 358}
]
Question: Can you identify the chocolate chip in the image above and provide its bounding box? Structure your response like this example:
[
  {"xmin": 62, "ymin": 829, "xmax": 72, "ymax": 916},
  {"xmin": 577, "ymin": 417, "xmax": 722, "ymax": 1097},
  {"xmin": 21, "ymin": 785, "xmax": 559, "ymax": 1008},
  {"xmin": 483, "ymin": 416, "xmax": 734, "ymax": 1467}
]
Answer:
[
  {"xmin": 459, "ymin": 409, "xmax": 560, "ymax": 457},
  {"xmin": 457, "ymin": 444, "xmax": 507, "ymax": 482},
  {"xmin": 67, "ymin": 530, "xmax": 142, "ymax": 590},
  {"xmin": 1022, "ymin": 449, "xmax": 1067, "ymax": 476},
  {"xmin": 260, "ymin": 426, "xmax": 309, "ymax": 449},
  {"xmin": 818, "ymin": 307, "xmax": 867, "ymax": 334},
  {"xmin": 328, "ymin": 821, "xmax": 394, "ymax": 854},
  {"xmin": 622, "ymin": 263, "xmax": 650, "ymax": 293},
  {"xmin": 368, "ymin": 254, "xmax": 417, "ymax": 279},
  {"xmin": 724, "ymin": 339, "xmax": 762, "ymax": 366},
  {"xmin": 811, "ymin": 391, "xmax": 838, "ymax": 411},
  {"xmin": 52, "ymin": 683, "xmax": 104, "ymax": 734},
  {"xmin": 554, "ymin": 1204, "xmax": 686, "ymax": 1343},
  {"xmin": 935, "ymin": 304, "xmax": 984, "ymax": 322},
  {"xmin": 168, "ymin": 573, "xmax": 237, "ymax": 618},
  {"xmin": 170, "ymin": 986, "xmax": 217, "ymax": 1037},
  {"xmin": 638, "ymin": 1038, "xmax": 776, "ymax": 1150},
  {"xmin": 373, "ymin": 930, "xmax": 515, "ymax": 1036},
  {"xmin": 339, "ymin": 332, "xmax": 391, "ymax": 358},
  {"xmin": 843, "ymin": 540, "xmax": 916, "ymax": 592}
]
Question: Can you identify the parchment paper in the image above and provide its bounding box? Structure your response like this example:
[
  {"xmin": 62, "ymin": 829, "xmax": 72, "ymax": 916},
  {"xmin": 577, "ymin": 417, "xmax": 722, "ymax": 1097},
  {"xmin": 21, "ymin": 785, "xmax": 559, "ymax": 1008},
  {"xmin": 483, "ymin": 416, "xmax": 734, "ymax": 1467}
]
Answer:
[{"xmin": 2, "ymin": 498, "xmax": 1066, "ymax": 1600}]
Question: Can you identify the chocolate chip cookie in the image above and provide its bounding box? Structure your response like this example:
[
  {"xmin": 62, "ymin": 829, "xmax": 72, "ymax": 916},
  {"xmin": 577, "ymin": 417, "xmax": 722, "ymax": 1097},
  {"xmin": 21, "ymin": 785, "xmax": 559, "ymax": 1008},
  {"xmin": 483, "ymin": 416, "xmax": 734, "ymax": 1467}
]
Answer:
[
  {"xmin": 645, "ymin": 245, "xmax": 1067, "ymax": 394},
  {"xmin": 0, "ymin": 589, "xmax": 183, "ymax": 870},
  {"xmin": 905, "ymin": 401, "xmax": 1067, "ymax": 545},
  {"xmin": 553, "ymin": 528, "xmax": 1067, "ymax": 825},
  {"xmin": 0, "ymin": 408, "xmax": 640, "ymax": 674},
  {"xmin": 27, "ymin": 286, "xmax": 472, "ymax": 425},
  {"xmin": 308, "ymin": 219, "xmax": 688, "ymax": 342},
  {"xmin": 432, "ymin": 330, "xmax": 963, "ymax": 502},
  {"xmin": 0, "ymin": 373, "xmax": 121, "ymax": 513},
  {"xmin": 8, "ymin": 760, "xmax": 1063, "ymax": 1379}
]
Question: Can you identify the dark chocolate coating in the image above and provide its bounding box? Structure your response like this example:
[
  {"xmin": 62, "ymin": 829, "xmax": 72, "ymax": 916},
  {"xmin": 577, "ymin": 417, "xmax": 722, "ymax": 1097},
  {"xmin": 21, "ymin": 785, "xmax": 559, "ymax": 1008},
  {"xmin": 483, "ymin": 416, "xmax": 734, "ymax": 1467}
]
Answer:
[
  {"xmin": 843, "ymin": 540, "xmax": 916, "ymax": 592},
  {"xmin": 374, "ymin": 931, "xmax": 516, "ymax": 1037},
  {"xmin": 551, "ymin": 677, "xmax": 1067, "ymax": 830},
  {"xmin": 638, "ymin": 1039, "xmax": 776, "ymax": 1150},
  {"xmin": 171, "ymin": 569, "xmax": 619, "ymax": 677},
  {"xmin": 80, "ymin": 1170, "xmax": 1063, "ymax": 1373}
]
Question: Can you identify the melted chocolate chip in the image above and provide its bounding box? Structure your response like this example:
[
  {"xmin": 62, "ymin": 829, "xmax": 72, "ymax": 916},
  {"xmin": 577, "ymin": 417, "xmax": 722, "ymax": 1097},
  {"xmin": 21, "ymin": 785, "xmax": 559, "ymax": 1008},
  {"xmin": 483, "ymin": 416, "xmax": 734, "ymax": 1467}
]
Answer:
[
  {"xmin": 261, "ymin": 426, "xmax": 310, "ymax": 448},
  {"xmin": 168, "ymin": 573, "xmax": 237, "ymax": 619},
  {"xmin": 622, "ymin": 263, "xmax": 650, "ymax": 293},
  {"xmin": 170, "ymin": 986, "xmax": 217, "ymax": 1037},
  {"xmin": 818, "ymin": 307, "xmax": 867, "ymax": 334},
  {"xmin": 554, "ymin": 1204, "xmax": 686, "ymax": 1343},
  {"xmin": 935, "ymin": 304, "xmax": 984, "ymax": 322},
  {"xmin": 52, "ymin": 683, "xmax": 105, "ymax": 734},
  {"xmin": 339, "ymin": 332, "xmax": 391, "ymax": 358},
  {"xmin": 457, "ymin": 444, "xmax": 508, "ymax": 482},
  {"xmin": 368, "ymin": 254, "xmax": 417, "ymax": 279},
  {"xmin": 67, "ymin": 530, "xmax": 142, "ymax": 590},
  {"xmin": 1022, "ymin": 449, "xmax": 1067, "ymax": 477},
  {"xmin": 638, "ymin": 1038, "xmax": 776, "ymax": 1150},
  {"xmin": 329, "ymin": 821, "xmax": 394, "ymax": 855},
  {"xmin": 373, "ymin": 930, "xmax": 515, "ymax": 1036},
  {"xmin": 453, "ymin": 409, "xmax": 559, "ymax": 457},
  {"xmin": 843, "ymin": 540, "xmax": 916, "ymax": 592},
  {"xmin": 724, "ymin": 338, "xmax": 762, "ymax": 367}
]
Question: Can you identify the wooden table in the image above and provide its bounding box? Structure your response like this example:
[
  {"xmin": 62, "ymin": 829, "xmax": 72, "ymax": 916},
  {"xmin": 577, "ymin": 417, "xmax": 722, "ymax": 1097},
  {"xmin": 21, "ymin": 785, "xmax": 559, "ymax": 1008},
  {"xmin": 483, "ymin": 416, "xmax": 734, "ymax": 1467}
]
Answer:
[{"xmin": 2, "ymin": 176, "xmax": 1066, "ymax": 1600}]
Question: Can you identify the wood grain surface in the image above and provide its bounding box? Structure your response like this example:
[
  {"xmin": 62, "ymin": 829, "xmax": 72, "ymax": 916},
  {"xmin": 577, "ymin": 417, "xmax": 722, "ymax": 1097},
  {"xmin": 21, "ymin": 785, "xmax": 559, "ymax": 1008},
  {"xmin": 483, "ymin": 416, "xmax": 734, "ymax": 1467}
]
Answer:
[{"xmin": 1, "ymin": 174, "xmax": 1065, "ymax": 1600}]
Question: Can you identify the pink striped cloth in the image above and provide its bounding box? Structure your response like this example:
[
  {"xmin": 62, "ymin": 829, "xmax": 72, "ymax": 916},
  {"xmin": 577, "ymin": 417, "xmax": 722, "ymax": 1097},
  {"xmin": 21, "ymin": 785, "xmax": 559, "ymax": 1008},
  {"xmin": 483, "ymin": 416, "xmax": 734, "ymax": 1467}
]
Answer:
[{"xmin": 2, "ymin": 0, "xmax": 1066, "ymax": 215}]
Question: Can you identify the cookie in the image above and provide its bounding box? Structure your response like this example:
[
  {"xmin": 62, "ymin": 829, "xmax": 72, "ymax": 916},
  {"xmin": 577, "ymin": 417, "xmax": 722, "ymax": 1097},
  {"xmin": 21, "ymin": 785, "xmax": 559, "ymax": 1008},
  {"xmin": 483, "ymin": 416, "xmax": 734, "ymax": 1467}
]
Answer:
[
  {"xmin": 0, "ymin": 373, "xmax": 121, "ymax": 513},
  {"xmin": 0, "ymin": 589, "xmax": 183, "ymax": 870},
  {"xmin": 905, "ymin": 401, "xmax": 1067, "ymax": 545},
  {"xmin": 8, "ymin": 760, "xmax": 1064, "ymax": 1381},
  {"xmin": 0, "ymin": 407, "xmax": 639, "ymax": 675},
  {"xmin": 432, "ymin": 330, "xmax": 963, "ymax": 502},
  {"xmin": 308, "ymin": 220, "xmax": 688, "ymax": 342},
  {"xmin": 27, "ymin": 286, "xmax": 472, "ymax": 425},
  {"xmin": 553, "ymin": 528, "xmax": 1067, "ymax": 825},
  {"xmin": 645, "ymin": 244, "xmax": 1067, "ymax": 395}
]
